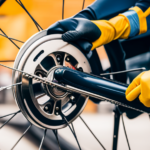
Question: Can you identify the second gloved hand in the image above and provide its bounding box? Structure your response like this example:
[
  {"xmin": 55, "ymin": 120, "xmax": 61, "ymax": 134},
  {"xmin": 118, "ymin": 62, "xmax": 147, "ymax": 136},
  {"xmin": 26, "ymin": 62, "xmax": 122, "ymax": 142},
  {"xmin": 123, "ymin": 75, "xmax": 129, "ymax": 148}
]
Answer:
[{"xmin": 126, "ymin": 71, "xmax": 150, "ymax": 107}]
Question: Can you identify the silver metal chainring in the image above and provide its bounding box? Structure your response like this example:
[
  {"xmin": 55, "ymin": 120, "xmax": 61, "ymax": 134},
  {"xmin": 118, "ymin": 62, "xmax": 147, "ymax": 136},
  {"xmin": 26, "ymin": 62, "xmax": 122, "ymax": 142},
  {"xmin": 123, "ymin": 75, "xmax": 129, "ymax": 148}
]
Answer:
[{"xmin": 12, "ymin": 30, "xmax": 92, "ymax": 129}]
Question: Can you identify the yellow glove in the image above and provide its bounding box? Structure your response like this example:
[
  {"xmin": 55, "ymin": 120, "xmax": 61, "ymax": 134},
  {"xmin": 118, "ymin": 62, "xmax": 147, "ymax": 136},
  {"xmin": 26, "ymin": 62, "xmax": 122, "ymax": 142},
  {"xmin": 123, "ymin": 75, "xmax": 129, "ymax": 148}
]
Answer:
[
  {"xmin": 61, "ymin": 6, "xmax": 150, "ymax": 51},
  {"xmin": 91, "ymin": 6, "xmax": 150, "ymax": 50},
  {"xmin": 126, "ymin": 71, "xmax": 150, "ymax": 107}
]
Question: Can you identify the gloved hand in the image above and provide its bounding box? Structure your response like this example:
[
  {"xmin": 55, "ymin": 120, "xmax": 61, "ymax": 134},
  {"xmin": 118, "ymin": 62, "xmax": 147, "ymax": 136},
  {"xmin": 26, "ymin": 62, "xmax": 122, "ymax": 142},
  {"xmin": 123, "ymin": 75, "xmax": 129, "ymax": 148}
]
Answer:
[
  {"xmin": 47, "ymin": 0, "xmax": 133, "ymax": 52},
  {"xmin": 126, "ymin": 71, "xmax": 150, "ymax": 107},
  {"xmin": 47, "ymin": 5, "xmax": 100, "ymax": 53},
  {"xmin": 47, "ymin": 18, "xmax": 101, "ymax": 52},
  {"xmin": 47, "ymin": 15, "xmax": 129, "ymax": 52},
  {"xmin": 48, "ymin": 6, "xmax": 150, "ymax": 52}
]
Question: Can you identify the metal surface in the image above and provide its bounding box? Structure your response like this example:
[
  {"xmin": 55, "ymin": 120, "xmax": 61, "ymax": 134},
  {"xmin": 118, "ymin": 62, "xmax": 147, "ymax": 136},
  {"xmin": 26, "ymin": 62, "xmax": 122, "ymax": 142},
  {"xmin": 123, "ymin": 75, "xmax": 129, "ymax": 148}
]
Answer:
[
  {"xmin": 79, "ymin": 116, "xmax": 106, "ymax": 149},
  {"xmin": 11, "ymin": 124, "xmax": 32, "ymax": 150},
  {"xmin": 1, "ymin": 62, "xmax": 149, "ymax": 114},
  {"xmin": 11, "ymin": 33, "xmax": 91, "ymax": 129},
  {"xmin": 54, "ymin": 67, "xmax": 150, "ymax": 114},
  {"xmin": 39, "ymin": 129, "xmax": 47, "ymax": 150},
  {"xmin": 0, "ymin": 0, "xmax": 149, "ymax": 149},
  {"xmin": 112, "ymin": 109, "xmax": 120, "ymax": 150},
  {"xmin": 0, "ymin": 82, "xmax": 22, "ymax": 91},
  {"xmin": 100, "ymin": 67, "xmax": 146, "ymax": 76}
]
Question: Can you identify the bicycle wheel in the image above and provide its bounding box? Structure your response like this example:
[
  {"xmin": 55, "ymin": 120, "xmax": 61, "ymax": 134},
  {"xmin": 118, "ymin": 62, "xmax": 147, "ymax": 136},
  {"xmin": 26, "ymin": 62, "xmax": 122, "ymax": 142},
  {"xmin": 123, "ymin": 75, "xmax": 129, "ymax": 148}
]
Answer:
[{"xmin": 0, "ymin": 0, "xmax": 148, "ymax": 150}]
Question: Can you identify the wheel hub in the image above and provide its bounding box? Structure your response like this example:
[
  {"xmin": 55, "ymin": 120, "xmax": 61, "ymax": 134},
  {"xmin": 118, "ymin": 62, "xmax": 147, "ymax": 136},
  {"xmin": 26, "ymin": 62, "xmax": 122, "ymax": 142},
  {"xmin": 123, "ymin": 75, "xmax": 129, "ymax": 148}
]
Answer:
[{"xmin": 46, "ymin": 66, "xmax": 67, "ymax": 99}]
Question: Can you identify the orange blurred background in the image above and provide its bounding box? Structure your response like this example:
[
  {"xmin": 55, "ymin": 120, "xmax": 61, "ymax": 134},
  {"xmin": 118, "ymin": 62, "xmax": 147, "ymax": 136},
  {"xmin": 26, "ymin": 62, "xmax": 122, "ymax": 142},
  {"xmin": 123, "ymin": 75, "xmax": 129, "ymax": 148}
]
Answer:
[
  {"xmin": 0, "ymin": 0, "xmax": 95, "ymax": 61},
  {"xmin": 0, "ymin": 0, "xmax": 108, "ymax": 113}
]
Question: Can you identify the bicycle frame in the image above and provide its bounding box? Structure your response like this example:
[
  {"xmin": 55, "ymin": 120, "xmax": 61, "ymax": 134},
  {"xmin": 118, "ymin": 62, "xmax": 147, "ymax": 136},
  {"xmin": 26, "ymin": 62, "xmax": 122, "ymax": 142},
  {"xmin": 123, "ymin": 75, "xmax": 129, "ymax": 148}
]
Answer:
[{"xmin": 54, "ymin": 67, "xmax": 149, "ymax": 114}]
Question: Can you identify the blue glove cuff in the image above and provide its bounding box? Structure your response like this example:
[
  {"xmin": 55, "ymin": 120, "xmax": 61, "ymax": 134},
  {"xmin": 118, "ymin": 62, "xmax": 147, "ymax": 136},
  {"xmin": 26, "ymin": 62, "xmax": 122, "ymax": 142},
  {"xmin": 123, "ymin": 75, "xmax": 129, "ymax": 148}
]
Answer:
[{"xmin": 122, "ymin": 10, "xmax": 140, "ymax": 37}]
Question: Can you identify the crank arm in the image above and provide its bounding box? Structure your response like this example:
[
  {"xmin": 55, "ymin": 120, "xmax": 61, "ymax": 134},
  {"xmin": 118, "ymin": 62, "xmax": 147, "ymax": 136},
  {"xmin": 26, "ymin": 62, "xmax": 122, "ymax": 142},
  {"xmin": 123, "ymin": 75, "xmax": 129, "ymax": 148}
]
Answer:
[{"xmin": 53, "ymin": 67, "xmax": 150, "ymax": 114}]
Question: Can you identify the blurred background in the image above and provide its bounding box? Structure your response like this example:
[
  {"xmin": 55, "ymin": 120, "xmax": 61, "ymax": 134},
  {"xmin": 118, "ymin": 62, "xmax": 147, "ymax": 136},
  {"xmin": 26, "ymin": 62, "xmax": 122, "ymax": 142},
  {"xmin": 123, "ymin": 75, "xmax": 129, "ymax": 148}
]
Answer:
[
  {"xmin": 1, "ymin": 0, "xmax": 150, "ymax": 150},
  {"xmin": 0, "ymin": 0, "xmax": 99, "ymax": 112}
]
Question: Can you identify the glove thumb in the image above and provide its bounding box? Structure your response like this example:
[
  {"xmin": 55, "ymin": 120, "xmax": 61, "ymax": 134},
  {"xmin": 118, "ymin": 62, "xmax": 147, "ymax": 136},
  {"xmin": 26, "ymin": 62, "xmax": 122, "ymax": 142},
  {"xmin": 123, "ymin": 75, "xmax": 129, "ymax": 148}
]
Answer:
[{"xmin": 62, "ymin": 18, "xmax": 101, "ymax": 42}]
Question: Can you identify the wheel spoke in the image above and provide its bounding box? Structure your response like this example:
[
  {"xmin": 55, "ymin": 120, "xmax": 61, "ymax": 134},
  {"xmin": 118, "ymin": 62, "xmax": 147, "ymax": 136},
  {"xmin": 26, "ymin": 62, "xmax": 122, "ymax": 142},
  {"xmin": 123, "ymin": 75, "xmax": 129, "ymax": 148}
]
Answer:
[
  {"xmin": 100, "ymin": 68, "xmax": 146, "ymax": 76},
  {"xmin": 39, "ymin": 128, "xmax": 47, "ymax": 150},
  {"xmin": 53, "ymin": 130, "xmax": 62, "ymax": 150},
  {"xmin": 62, "ymin": 0, "xmax": 65, "ymax": 19},
  {"xmin": 71, "ymin": 123, "xmax": 79, "ymax": 142},
  {"xmin": 0, "ymin": 33, "xmax": 24, "ymax": 43},
  {"xmin": 71, "ymin": 122, "xmax": 81, "ymax": 150},
  {"xmin": 0, "ymin": 60, "xmax": 15, "ymax": 62},
  {"xmin": 0, "ymin": 29, "xmax": 20, "ymax": 49},
  {"xmin": 0, "ymin": 110, "xmax": 21, "ymax": 129},
  {"xmin": 0, "ymin": 110, "xmax": 21, "ymax": 119},
  {"xmin": 117, "ymin": 107, "xmax": 131, "ymax": 150},
  {"xmin": 82, "ymin": 0, "xmax": 85, "ymax": 10},
  {"xmin": 60, "ymin": 112, "xmax": 82, "ymax": 150},
  {"xmin": 0, "ymin": 63, "xmax": 50, "ymax": 84},
  {"xmin": 0, "ymin": 0, "xmax": 6, "ymax": 6},
  {"xmin": 15, "ymin": 0, "xmax": 43, "ymax": 31},
  {"xmin": 11, "ymin": 124, "xmax": 32, "ymax": 150},
  {"xmin": 0, "ymin": 82, "xmax": 22, "ymax": 91},
  {"xmin": 79, "ymin": 116, "xmax": 106, "ymax": 150}
]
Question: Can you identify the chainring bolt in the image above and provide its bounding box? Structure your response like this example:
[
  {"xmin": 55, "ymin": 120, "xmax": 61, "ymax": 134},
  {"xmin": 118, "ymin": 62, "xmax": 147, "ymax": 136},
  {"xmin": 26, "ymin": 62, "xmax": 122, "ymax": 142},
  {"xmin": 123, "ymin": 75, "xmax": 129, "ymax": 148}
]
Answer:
[
  {"xmin": 70, "ymin": 95, "xmax": 75, "ymax": 101},
  {"xmin": 66, "ymin": 56, "xmax": 70, "ymax": 62},
  {"xmin": 45, "ymin": 106, "xmax": 48, "ymax": 110},
  {"xmin": 44, "ymin": 104, "xmax": 51, "ymax": 112},
  {"xmin": 56, "ymin": 54, "xmax": 62, "ymax": 62},
  {"xmin": 56, "ymin": 107, "xmax": 59, "ymax": 111}
]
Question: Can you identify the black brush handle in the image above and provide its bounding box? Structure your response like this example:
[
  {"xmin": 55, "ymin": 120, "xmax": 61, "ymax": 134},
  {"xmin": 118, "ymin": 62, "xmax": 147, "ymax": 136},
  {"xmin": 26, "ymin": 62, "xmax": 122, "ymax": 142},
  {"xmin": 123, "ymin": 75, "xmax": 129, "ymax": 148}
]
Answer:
[{"xmin": 54, "ymin": 67, "xmax": 150, "ymax": 113}]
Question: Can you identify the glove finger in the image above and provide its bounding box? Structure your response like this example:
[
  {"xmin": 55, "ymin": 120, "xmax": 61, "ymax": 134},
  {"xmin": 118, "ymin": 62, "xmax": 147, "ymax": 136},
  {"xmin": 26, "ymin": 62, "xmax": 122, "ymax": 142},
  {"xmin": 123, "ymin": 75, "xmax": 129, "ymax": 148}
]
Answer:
[
  {"xmin": 126, "ymin": 85, "xmax": 141, "ymax": 101},
  {"xmin": 75, "ymin": 40, "xmax": 93, "ymax": 53},
  {"xmin": 125, "ymin": 71, "xmax": 145, "ymax": 95},
  {"xmin": 139, "ymin": 94, "xmax": 150, "ymax": 107},
  {"xmin": 62, "ymin": 31, "xmax": 93, "ymax": 52},
  {"xmin": 62, "ymin": 30, "xmax": 84, "ymax": 42}
]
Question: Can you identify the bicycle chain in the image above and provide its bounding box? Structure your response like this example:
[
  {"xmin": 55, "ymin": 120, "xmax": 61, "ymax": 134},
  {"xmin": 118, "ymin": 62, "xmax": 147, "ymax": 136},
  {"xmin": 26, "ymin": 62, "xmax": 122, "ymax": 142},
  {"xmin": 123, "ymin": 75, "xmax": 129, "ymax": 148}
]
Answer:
[{"xmin": 0, "ymin": 63, "xmax": 147, "ymax": 114}]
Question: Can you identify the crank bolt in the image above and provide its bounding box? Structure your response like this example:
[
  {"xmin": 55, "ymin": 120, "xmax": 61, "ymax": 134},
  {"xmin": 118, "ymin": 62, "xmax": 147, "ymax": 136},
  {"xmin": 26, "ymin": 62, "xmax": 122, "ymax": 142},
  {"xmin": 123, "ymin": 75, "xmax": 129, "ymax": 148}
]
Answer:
[
  {"xmin": 44, "ymin": 104, "xmax": 51, "ymax": 112},
  {"xmin": 45, "ymin": 106, "xmax": 48, "ymax": 110},
  {"xmin": 66, "ymin": 56, "xmax": 70, "ymax": 62},
  {"xmin": 56, "ymin": 112, "xmax": 59, "ymax": 115},
  {"xmin": 56, "ymin": 54, "xmax": 62, "ymax": 62},
  {"xmin": 56, "ymin": 107, "xmax": 59, "ymax": 111},
  {"xmin": 70, "ymin": 95, "xmax": 75, "ymax": 101}
]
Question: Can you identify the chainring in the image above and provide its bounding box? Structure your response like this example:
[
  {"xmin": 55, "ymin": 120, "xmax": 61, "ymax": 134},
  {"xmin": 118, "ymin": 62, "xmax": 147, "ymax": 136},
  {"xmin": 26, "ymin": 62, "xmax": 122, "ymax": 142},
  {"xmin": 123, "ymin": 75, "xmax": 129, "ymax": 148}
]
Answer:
[{"xmin": 12, "ymin": 31, "xmax": 92, "ymax": 129}]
